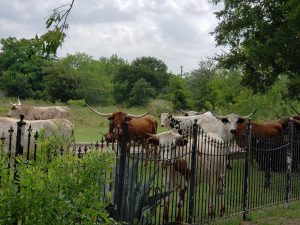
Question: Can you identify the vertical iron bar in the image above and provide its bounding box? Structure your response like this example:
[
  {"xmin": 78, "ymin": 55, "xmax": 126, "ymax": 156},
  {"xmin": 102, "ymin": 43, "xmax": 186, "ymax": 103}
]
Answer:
[
  {"xmin": 286, "ymin": 120, "xmax": 293, "ymax": 205},
  {"xmin": 26, "ymin": 125, "xmax": 32, "ymax": 161},
  {"xmin": 115, "ymin": 116, "xmax": 128, "ymax": 222},
  {"xmin": 188, "ymin": 120, "xmax": 198, "ymax": 223},
  {"xmin": 243, "ymin": 119, "xmax": 251, "ymax": 221},
  {"xmin": 33, "ymin": 131, "xmax": 38, "ymax": 161}
]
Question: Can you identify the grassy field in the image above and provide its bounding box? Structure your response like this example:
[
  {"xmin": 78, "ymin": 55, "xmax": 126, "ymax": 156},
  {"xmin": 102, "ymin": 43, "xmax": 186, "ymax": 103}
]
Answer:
[
  {"xmin": 0, "ymin": 98, "xmax": 170, "ymax": 142},
  {"xmin": 216, "ymin": 200, "xmax": 300, "ymax": 225}
]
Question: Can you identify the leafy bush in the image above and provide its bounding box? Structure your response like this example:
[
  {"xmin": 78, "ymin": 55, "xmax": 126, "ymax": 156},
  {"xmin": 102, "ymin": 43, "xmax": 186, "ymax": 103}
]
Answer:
[{"xmin": 0, "ymin": 137, "xmax": 117, "ymax": 225}]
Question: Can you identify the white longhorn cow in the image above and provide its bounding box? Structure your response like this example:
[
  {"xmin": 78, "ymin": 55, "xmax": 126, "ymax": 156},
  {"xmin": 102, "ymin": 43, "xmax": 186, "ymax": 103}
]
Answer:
[
  {"xmin": 0, "ymin": 117, "xmax": 74, "ymax": 154},
  {"xmin": 7, "ymin": 98, "xmax": 69, "ymax": 120}
]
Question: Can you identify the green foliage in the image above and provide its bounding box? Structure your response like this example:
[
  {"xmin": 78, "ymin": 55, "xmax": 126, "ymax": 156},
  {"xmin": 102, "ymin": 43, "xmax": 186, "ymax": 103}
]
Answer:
[
  {"xmin": 128, "ymin": 79, "xmax": 155, "ymax": 106},
  {"xmin": 114, "ymin": 56, "xmax": 170, "ymax": 106},
  {"xmin": 168, "ymin": 75, "xmax": 191, "ymax": 110},
  {"xmin": 211, "ymin": 0, "xmax": 300, "ymax": 94},
  {"xmin": 44, "ymin": 62, "xmax": 81, "ymax": 102},
  {"xmin": 0, "ymin": 37, "xmax": 51, "ymax": 98},
  {"xmin": 0, "ymin": 137, "xmax": 116, "ymax": 225},
  {"xmin": 39, "ymin": 0, "xmax": 74, "ymax": 56},
  {"xmin": 186, "ymin": 59, "xmax": 217, "ymax": 109}
]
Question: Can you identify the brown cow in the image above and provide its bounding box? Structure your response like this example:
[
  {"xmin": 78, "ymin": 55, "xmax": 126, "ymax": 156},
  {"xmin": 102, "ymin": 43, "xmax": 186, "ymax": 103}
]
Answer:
[
  {"xmin": 235, "ymin": 117, "xmax": 300, "ymax": 188},
  {"xmin": 86, "ymin": 105, "xmax": 157, "ymax": 144}
]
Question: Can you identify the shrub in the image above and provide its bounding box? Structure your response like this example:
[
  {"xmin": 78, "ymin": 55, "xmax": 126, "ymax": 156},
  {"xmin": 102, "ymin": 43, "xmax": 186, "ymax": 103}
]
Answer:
[{"xmin": 0, "ymin": 136, "xmax": 117, "ymax": 225}]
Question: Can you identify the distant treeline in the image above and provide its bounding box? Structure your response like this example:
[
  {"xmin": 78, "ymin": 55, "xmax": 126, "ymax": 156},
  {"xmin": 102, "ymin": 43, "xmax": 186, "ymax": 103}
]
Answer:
[{"xmin": 0, "ymin": 37, "xmax": 299, "ymax": 120}]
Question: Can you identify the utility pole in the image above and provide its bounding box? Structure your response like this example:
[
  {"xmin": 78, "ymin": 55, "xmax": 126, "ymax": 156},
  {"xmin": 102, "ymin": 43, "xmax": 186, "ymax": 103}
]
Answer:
[{"xmin": 180, "ymin": 65, "xmax": 183, "ymax": 78}]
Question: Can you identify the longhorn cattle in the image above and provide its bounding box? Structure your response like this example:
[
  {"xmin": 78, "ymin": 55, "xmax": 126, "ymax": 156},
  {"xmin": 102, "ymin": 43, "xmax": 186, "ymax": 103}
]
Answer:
[
  {"xmin": 0, "ymin": 117, "xmax": 74, "ymax": 154},
  {"xmin": 235, "ymin": 116, "xmax": 300, "ymax": 188},
  {"xmin": 7, "ymin": 98, "xmax": 69, "ymax": 120},
  {"xmin": 87, "ymin": 105, "xmax": 157, "ymax": 144},
  {"xmin": 148, "ymin": 130, "xmax": 228, "ymax": 223}
]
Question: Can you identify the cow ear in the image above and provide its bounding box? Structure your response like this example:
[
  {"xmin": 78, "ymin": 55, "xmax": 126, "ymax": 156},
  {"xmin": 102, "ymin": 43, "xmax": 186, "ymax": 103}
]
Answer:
[{"xmin": 108, "ymin": 116, "xmax": 114, "ymax": 120}]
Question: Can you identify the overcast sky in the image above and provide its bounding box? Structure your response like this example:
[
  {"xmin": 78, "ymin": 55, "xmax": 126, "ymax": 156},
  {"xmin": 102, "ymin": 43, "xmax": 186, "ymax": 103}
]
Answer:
[{"xmin": 0, "ymin": 0, "xmax": 224, "ymax": 74}]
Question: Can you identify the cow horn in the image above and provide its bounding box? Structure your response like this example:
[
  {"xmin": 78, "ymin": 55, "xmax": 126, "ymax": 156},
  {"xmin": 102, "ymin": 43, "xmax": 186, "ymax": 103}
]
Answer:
[
  {"xmin": 86, "ymin": 104, "xmax": 113, "ymax": 117},
  {"xmin": 127, "ymin": 110, "xmax": 150, "ymax": 118},
  {"xmin": 146, "ymin": 133, "xmax": 157, "ymax": 138},
  {"xmin": 9, "ymin": 101, "xmax": 16, "ymax": 106},
  {"xmin": 239, "ymin": 107, "xmax": 260, "ymax": 120},
  {"xmin": 180, "ymin": 109, "xmax": 187, "ymax": 113},
  {"xmin": 284, "ymin": 97, "xmax": 300, "ymax": 115},
  {"xmin": 17, "ymin": 96, "xmax": 21, "ymax": 105}
]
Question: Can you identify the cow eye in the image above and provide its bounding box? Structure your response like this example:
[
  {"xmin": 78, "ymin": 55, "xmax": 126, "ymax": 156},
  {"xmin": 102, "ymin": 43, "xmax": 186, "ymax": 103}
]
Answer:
[
  {"xmin": 237, "ymin": 118, "xmax": 245, "ymax": 124},
  {"xmin": 221, "ymin": 118, "xmax": 229, "ymax": 124},
  {"xmin": 11, "ymin": 106, "xmax": 16, "ymax": 110}
]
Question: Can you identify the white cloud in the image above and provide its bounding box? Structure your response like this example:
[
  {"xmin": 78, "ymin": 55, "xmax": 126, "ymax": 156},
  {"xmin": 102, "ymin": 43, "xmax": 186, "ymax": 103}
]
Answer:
[{"xmin": 0, "ymin": 0, "xmax": 224, "ymax": 74}]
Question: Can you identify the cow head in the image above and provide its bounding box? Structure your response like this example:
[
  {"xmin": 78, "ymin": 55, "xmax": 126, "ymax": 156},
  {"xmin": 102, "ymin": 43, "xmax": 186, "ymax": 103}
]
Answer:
[
  {"xmin": 211, "ymin": 108, "xmax": 259, "ymax": 139},
  {"xmin": 7, "ymin": 97, "xmax": 22, "ymax": 118},
  {"xmin": 87, "ymin": 104, "xmax": 149, "ymax": 140}
]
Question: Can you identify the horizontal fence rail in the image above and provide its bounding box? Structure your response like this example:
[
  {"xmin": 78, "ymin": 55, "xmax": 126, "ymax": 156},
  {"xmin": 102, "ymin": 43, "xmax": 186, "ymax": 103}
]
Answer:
[{"xmin": 1, "ymin": 116, "xmax": 300, "ymax": 225}]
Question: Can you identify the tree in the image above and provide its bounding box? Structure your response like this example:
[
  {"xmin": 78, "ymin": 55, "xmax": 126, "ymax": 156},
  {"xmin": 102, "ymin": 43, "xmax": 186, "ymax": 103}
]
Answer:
[
  {"xmin": 114, "ymin": 56, "xmax": 170, "ymax": 106},
  {"xmin": 168, "ymin": 75, "xmax": 191, "ymax": 110},
  {"xmin": 0, "ymin": 37, "xmax": 51, "ymax": 98},
  {"xmin": 211, "ymin": 0, "xmax": 300, "ymax": 96},
  {"xmin": 44, "ymin": 62, "xmax": 80, "ymax": 102},
  {"xmin": 186, "ymin": 59, "xmax": 217, "ymax": 109},
  {"xmin": 128, "ymin": 79, "xmax": 155, "ymax": 106}
]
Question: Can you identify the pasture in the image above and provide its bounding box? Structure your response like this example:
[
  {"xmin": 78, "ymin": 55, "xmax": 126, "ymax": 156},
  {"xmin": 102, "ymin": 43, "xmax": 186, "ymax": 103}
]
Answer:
[{"xmin": 0, "ymin": 98, "xmax": 169, "ymax": 142}]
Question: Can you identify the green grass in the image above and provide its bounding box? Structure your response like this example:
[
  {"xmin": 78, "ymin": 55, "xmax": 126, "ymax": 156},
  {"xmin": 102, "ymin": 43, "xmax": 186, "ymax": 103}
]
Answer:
[{"xmin": 216, "ymin": 200, "xmax": 300, "ymax": 225}]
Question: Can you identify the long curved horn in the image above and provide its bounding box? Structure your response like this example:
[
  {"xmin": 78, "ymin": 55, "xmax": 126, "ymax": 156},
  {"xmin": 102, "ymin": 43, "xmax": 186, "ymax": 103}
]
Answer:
[
  {"xmin": 180, "ymin": 109, "xmax": 187, "ymax": 113},
  {"xmin": 239, "ymin": 107, "xmax": 260, "ymax": 119},
  {"xmin": 127, "ymin": 110, "xmax": 150, "ymax": 118},
  {"xmin": 17, "ymin": 96, "xmax": 21, "ymax": 105},
  {"xmin": 86, "ymin": 104, "xmax": 113, "ymax": 117},
  {"xmin": 146, "ymin": 133, "xmax": 158, "ymax": 138},
  {"xmin": 9, "ymin": 101, "xmax": 16, "ymax": 106},
  {"xmin": 284, "ymin": 98, "xmax": 300, "ymax": 115}
]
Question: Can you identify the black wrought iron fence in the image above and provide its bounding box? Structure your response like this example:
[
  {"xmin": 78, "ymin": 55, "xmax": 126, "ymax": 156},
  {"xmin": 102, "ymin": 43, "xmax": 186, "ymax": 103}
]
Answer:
[
  {"xmin": 1, "ymin": 115, "xmax": 300, "ymax": 225},
  {"xmin": 111, "ymin": 118, "xmax": 300, "ymax": 225}
]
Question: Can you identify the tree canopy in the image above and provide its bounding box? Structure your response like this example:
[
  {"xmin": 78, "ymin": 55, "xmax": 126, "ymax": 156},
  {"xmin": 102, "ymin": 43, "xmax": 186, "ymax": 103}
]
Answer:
[{"xmin": 211, "ymin": 0, "xmax": 300, "ymax": 98}]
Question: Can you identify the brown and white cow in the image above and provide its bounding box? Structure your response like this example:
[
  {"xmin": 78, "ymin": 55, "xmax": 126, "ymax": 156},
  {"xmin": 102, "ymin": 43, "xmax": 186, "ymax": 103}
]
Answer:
[
  {"xmin": 7, "ymin": 98, "xmax": 69, "ymax": 120},
  {"xmin": 87, "ymin": 105, "xmax": 157, "ymax": 144},
  {"xmin": 147, "ymin": 130, "xmax": 228, "ymax": 223}
]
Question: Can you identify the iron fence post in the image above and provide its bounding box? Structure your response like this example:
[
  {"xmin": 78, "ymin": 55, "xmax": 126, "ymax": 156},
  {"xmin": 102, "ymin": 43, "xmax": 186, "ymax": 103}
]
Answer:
[
  {"xmin": 13, "ymin": 115, "xmax": 26, "ymax": 225},
  {"xmin": 188, "ymin": 119, "xmax": 198, "ymax": 223},
  {"xmin": 286, "ymin": 120, "xmax": 293, "ymax": 205},
  {"xmin": 116, "ymin": 116, "xmax": 129, "ymax": 222},
  {"xmin": 15, "ymin": 115, "xmax": 26, "ymax": 157},
  {"xmin": 243, "ymin": 119, "xmax": 251, "ymax": 221}
]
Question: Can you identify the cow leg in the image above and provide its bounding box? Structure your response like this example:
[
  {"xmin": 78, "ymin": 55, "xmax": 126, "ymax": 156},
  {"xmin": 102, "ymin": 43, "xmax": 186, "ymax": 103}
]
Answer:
[
  {"xmin": 163, "ymin": 203, "xmax": 169, "ymax": 225},
  {"xmin": 219, "ymin": 175, "xmax": 226, "ymax": 217},
  {"xmin": 264, "ymin": 170, "xmax": 271, "ymax": 188},
  {"xmin": 175, "ymin": 188, "xmax": 186, "ymax": 222}
]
